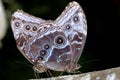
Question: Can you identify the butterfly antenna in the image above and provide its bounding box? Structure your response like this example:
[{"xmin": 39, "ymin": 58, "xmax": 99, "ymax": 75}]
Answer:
[{"xmin": 15, "ymin": 61, "xmax": 32, "ymax": 67}]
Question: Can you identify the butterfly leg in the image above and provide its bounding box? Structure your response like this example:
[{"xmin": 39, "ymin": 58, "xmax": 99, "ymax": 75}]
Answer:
[{"xmin": 65, "ymin": 63, "xmax": 81, "ymax": 73}]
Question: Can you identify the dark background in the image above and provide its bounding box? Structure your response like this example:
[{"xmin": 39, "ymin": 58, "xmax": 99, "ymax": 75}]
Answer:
[{"xmin": 0, "ymin": 0, "xmax": 120, "ymax": 80}]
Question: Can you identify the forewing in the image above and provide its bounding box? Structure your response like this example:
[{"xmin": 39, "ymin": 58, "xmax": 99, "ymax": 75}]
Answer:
[{"xmin": 54, "ymin": 1, "xmax": 87, "ymax": 71}]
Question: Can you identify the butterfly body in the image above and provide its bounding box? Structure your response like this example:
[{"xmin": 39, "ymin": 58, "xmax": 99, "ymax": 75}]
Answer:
[{"xmin": 11, "ymin": 1, "xmax": 87, "ymax": 73}]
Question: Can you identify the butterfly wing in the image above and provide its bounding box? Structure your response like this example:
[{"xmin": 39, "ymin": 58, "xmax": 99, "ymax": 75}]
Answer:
[
  {"xmin": 54, "ymin": 1, "xmax": 87, "ymax": 72},
  {"xmin": 27, "ymin": 1, "xmax": 87, "ymax": 73},
  {"xmin": 11, "ymin": 1, "xmax": 87, "ymax": 73},
  {"xmin": 11, "ymin": 10, "xmax": 48, "ymax": 64},
  {"xmin": 25, "ymin": 24, "xmax": 71, "ymax": 71}
]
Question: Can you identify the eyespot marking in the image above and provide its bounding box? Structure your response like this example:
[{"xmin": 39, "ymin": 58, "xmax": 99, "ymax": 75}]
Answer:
[
  {"xmin": 25, "ymin": 25, "xmax": 31, "ymax": 30},
  {"xmin": 73, "ymin": 15, "xmax": 80, "ymax": 23},
  {"xmin": 39, "ymin": 50, "xmax": 46, "ymax": 56},
  {"xmin": 44, "ymin": 44, "xmax": 50, "ymax": 50},
  {"xmin": 54, "ymin": 35, "xmax": 66, "ymax": 46},
  {"xmin": 32, "ymin": 26, "xmax": 37, "ymax": 31}
]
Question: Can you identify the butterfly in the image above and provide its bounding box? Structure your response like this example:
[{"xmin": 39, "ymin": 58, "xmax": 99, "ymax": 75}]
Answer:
[{"xmin": 11, "ymin": 1, "xmax": 87, "ymax": 74}]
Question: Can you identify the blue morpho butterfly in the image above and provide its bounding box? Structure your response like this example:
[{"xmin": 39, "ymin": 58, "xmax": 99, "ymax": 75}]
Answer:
[{"xmin": 11, "ymin": 1, "xmax": 87, "ymax": 76}]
